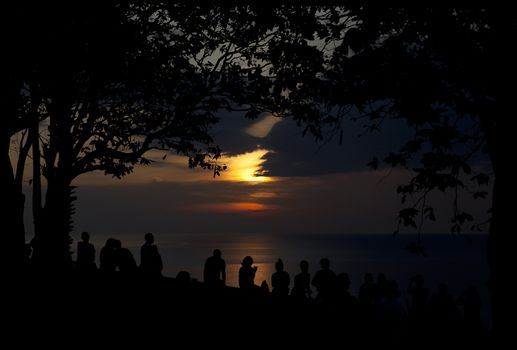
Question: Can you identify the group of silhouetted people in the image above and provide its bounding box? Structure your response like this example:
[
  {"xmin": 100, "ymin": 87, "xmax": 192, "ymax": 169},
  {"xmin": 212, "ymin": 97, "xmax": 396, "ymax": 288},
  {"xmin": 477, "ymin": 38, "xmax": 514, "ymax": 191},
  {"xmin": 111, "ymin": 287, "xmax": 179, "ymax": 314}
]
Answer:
[
  {"xmin": 61, "ymin": 232, "xmax": 485, "ymax": 341},
  {"xmin": 223, "ymin": 254, "xmax": 484, "ymax": 341},
  {"xmin": 73, "ymin": 231, "xmax": 163, "ymax": 278}
]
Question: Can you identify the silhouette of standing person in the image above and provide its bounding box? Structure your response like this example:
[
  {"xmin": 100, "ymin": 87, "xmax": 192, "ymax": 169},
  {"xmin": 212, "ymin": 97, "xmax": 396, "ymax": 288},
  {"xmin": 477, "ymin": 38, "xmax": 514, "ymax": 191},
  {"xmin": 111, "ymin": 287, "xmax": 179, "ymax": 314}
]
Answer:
[
  {"xmin": 203, "ymin": 249, "xmax": 226, "ymax": 287},
  {"xmin": 271, "ymin": 258, "xmax": 290, "ymax": 297},
  {"xmin": 457, "ymin": 286, "xmax": 482, "ymax": 336},
  {"xmin": 100, "ymin": 238, "xmax": 119, "ymax": 274},
  {"xmin": 239, "ymin": 255, "xmax": 257, "ymax": 289},
  {"xmin": 76, "ymin": 231, "xmax": 97, "ymax": 273},
  {"xmin": 428, "ymin": 283, "xmax": 461, "ymax": 340},
  {"xmin": 140, "ymin": 233, "xmax": 163, "ymax": 277},
  {"xmin": 117, "ymin": 245, "xmax": 138, "ymax": 277},
  {"xmin": 291, "ymin": 260, "xmax": 312, "ymax": 301},
  {"xmin": 311, "ymin": 257, "xmax": 337, "ymax": 304},
  {"xmin": 407, "ymin": 274, "xmax": 429, "ymax": 323}
]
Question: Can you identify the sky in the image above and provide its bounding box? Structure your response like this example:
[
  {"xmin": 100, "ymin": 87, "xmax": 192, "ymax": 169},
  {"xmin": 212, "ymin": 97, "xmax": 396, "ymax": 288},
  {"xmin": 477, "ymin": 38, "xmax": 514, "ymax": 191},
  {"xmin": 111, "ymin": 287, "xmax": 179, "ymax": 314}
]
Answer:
[{"xmin": 20, "ymin": 111, "xmax": 491, "ymax": 240}]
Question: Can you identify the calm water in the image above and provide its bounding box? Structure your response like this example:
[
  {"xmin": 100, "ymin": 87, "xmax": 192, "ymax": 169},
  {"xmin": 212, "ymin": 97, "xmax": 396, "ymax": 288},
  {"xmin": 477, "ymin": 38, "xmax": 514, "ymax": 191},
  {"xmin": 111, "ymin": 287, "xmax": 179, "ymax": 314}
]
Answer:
[{"xmin": 72, "ymin": 232, "xmax": 491, "ymax": 326}]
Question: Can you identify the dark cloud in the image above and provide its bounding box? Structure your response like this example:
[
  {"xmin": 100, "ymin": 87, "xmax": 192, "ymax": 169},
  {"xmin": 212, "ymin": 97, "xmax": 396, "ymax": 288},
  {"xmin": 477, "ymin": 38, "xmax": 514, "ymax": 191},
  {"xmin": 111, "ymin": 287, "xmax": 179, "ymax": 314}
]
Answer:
[
  {"xmin": 212, "ymin": 111, "xmax": 490, "ymax": 178},
  {"xmin": 210, "ymin": 111, "xmax": 261, "ymax": 156},
  {"xmin": 210, "ymin": 110, "xmax": 414, "ymax": 177},
  {"xmin": 260, "ymin": 117, "xmax": 413, "ymax": 177}
]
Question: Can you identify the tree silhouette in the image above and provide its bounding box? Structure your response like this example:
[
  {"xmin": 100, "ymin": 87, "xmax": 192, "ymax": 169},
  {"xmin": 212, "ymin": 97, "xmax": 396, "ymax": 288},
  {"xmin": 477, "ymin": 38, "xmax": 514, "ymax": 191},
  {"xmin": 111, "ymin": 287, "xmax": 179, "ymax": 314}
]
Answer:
[
  {"xmin": 25, "ymin": 3, "xmax": 229, "ymax": 269},
  {"xmin": 1, "ymin": 4, "xmax": 51, "ymax": 272},
  {"xmin": 6, "ymin": 4, "xmax": 322, "ymax": 270},
  {"xmin": 264, "ymin": 7, "xmax": 505, "ymax": 332}
]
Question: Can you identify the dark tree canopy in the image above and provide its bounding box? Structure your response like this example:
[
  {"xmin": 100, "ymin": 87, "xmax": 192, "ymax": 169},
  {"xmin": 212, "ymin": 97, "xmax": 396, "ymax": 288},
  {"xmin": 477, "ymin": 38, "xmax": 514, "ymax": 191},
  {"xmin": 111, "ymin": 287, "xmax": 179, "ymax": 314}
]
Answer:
[
  {"xmin": 261, "ymin": 6, "xmax": 507, "ymax": 331},
  {"xmin": 4, "ymin": 4, "xmax": 330, "ymax": 269}
]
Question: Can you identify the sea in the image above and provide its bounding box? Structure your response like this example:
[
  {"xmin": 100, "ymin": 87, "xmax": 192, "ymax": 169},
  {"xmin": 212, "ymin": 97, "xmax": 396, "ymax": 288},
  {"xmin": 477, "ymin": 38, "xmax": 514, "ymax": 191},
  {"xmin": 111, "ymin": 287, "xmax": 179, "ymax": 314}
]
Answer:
[{"xmin": 71, "ymin": 232, "xmax": 491, "ymax": 328}]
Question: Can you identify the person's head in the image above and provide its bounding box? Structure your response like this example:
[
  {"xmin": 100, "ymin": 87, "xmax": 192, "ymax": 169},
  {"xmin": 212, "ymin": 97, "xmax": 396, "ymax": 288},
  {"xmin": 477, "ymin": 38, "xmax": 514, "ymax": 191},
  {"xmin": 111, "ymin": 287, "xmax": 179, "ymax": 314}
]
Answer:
[
  {"xmin": 213, "ymin": 249, "xmax": 221, "ymax": 258},
  {"xmin": 320, "ymin": 258, "xmax": 330, "ymax": 269},
  {"xmin": 275, "ymin": 258, "xmax": 284, "ymax": 272},
  {"xmin": 81, "ymin": 231, "xmax": 90, "ymax": 242},
  {"xmin": 364, "ymin": 273, "xmax": 374, "ymax": 284},
  {"xmin": 242, "ymin": 255, "xmax": 253, "ymax": 267},
  {"xmin": 299, "ymin": 260, "xmax": 309, "ymax": 273},
  {"xmin": 176, "ymin": 271, "xmax": 191, "ymax": 285},
  {"xmin": 105, "ymin": 238, "xmax": 117, "ymax": 249},
  {"xmin": 144, "ymin": 232, "xmax": 154, "ymax": 244}
]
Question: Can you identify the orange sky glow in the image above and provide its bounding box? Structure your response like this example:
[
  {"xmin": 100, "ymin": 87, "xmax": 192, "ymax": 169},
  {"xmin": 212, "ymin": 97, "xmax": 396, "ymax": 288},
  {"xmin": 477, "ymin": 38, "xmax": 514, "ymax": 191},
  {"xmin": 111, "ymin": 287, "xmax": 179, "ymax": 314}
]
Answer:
[{"xmin": 185, "ymin": 201, "xmax": 279, "ymax": 214}]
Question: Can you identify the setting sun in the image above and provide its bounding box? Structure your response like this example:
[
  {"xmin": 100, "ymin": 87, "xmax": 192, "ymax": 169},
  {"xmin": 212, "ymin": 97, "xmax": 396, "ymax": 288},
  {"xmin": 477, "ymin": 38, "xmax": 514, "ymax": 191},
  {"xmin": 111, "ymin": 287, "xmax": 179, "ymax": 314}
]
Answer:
[{"xmin": 223, "ymin": 149, "xmax": 274, "ymax": 183}]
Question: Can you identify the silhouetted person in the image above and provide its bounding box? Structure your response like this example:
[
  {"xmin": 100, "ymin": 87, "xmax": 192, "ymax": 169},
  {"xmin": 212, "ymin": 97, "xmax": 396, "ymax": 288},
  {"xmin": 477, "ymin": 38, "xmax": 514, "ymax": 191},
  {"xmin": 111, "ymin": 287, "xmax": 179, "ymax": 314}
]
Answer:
[
  {"xmin": 76, "ymin": 231, "xmax": 97, "ymax": 273},
  {"xmin": 336, "ymin": 272, "xmax": 352, "ymax": 296},
  {"xmin": 428, "ymin": 283, "xmax": 461, "ymax": 339},
  {"xmin": 376, "ymin": 272, "xmax": 389, "ymax": 303},
  {"xmin": 176, "ymin": 270, "xmax": 191, "ymax": 287},
  {"xmin": 100, "ymin": 238, "xmax": 119, "ymax": 273},
  {"xmin": 377, "ymin": 280, "xmax": 406, "ymax": 341},
  {"xmin": 407, "ymin": 274, "xmax": 429, "ymax": 332},
  {"xmin": 457, "ymin": 286, "xmax": 482, "ymax": 336},
  {"xmin": 260, "ymin": 280, "xmax": 270, "ymax": 294},
  {"xmin": 358, "ymin": 273, "xmax": 378, "ymax": 327},
  {"xmin": 140, "ymin": 233, "xmax": 163, "ymax": 277},
  {"xmin": 311, "ymin": 258, "xmax": 337, "ymax": 304},
  {"xmin": 291, "ymin": 260, "xmax": 312, "ymax": 301},
  {"xmin": 359, "ymin": 273, "xmax": 377, "ymax": 307},
  {"xmin": 336, "ymin": 272, "xmax": 358, "ymax": 326},
  {"xmin": 271, "ymin": 258, "xmax": 290, "ymax": 297},
  {"xmin": 203, "ymin": 249, "xmax": 226, "ymax": 287},
  {"xmin": 118, "ymin": 247, "xmax": 138, "ymax": 276},
  {"xmin": 239, "ymin": 255, "xmax": 257, "ymax": 289}
]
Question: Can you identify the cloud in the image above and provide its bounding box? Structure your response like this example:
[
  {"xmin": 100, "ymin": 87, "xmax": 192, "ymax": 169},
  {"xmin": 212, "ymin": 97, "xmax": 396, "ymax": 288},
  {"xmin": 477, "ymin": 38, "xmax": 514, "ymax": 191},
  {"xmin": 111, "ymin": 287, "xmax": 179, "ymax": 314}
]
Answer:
[
  {"xmin": 245, "ymin": 114, "xmax": 282, "ymax": 138},
  {"xmin": 209, "ymin": 111, "xmax": 261, "ymax": 156},
  {"xmin": 74, "ymin": 147, "xmax": 276, "ymax": 186},
  {"xmin": 206, "ymin": 110, "xmax": 415, "ymax": 178},
  {"xmin": 257, "ymin": 117, "xmax": 414, "ymax": 177}
]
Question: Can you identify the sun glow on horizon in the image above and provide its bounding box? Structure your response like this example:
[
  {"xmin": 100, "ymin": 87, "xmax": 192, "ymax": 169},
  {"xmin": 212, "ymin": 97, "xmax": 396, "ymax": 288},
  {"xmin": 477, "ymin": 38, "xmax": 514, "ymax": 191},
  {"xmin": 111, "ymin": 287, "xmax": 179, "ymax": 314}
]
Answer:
[
  {"xmin": 73, "ymin": 148, "xmax": 275, "ymax": 186},
  {"xmin": 187, "ymin": 201, "xmax": 277, "ymax": 213},
  {"xmin": 223, "ymin": 149, "xmax": 274, "ymax": 183}
]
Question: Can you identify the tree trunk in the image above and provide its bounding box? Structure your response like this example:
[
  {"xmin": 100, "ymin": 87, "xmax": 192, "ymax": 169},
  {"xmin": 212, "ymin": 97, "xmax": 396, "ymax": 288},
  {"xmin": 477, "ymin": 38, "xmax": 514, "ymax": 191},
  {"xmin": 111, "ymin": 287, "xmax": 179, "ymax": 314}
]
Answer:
[
  {"xmin": 31, "ymin": 175, "xmax": 74, "ymax": 273},
  {"xmin": 486, "ymin": 178, "xmax": 498, "ymax": 334},
  {"xmin": 481, "ymin": 102, "xmax": 503, "ymax": 338},
  {"xmin": 31, "ymin": 118, "xmax": 42, "ymax": 237},
  {"xmin": 30, "ymin": 90, "xmax": 76, "ymax": 273}
]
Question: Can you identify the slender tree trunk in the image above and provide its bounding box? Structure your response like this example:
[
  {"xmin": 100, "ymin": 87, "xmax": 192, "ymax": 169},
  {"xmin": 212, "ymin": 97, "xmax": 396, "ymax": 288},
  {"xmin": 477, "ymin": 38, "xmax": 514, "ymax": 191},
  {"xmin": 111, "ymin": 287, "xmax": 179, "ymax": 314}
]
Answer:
[
  {"xmin": 481, "ymin": 104, "xmax": 502, "ymax": 338},
  {"xmin": 486, "ymin": 178, "xmax": 498, "ymax": 333},
  {"xmin": 31, "ymin": 111, "xmax": 42, "ymax": 237}
]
